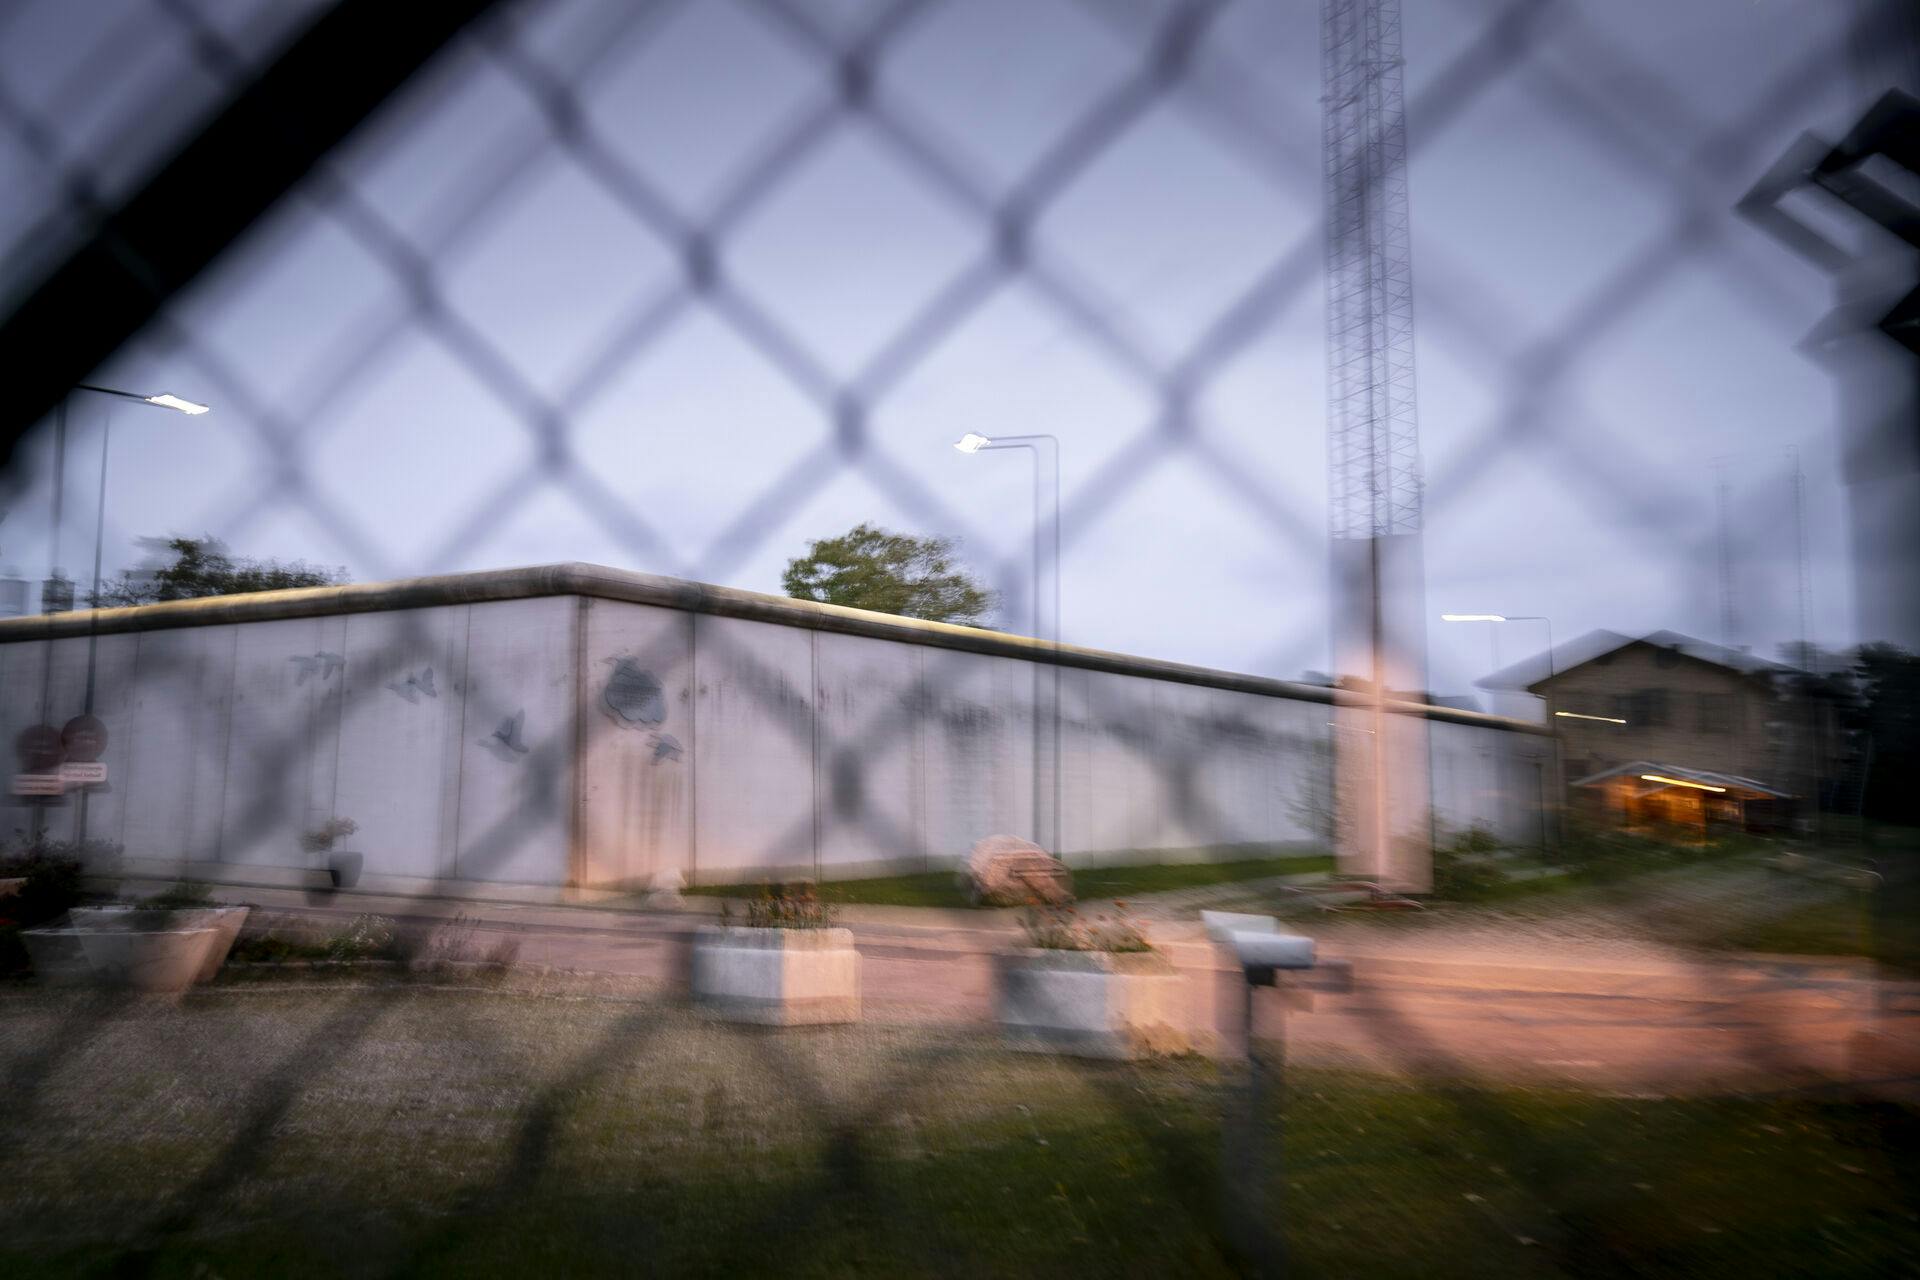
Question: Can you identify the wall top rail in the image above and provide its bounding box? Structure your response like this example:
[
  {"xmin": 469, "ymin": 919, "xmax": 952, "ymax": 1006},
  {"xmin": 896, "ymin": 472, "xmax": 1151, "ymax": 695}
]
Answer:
[{"xmin": 0, "ymin": 562, "xmax": 1547, "ymax": 735}]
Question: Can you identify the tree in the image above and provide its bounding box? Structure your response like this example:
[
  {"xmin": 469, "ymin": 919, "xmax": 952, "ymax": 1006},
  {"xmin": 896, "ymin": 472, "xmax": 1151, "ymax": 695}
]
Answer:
[
  {"xmin": 90, "ymin": 535, "xmax": 348, "ymax": 607},
  {"xmin": 782, "ymin": 523, "xmax": 995, "ymax": 626},
  {"xmin": 1853, "ymin": 642, "xmax": 1920, "ymax": 825}
]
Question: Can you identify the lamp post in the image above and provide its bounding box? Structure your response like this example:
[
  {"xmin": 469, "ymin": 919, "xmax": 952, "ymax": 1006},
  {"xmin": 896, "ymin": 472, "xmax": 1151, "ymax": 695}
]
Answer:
[
  {"xmin": 1444, "ymin": 612, "xmax": 1560, "ymax": 851},
  {"xmin": 56, "ymin": 383, "xmax": 209, "ymax": 843},
  {"xmin": 1441, "ymin": 613, "xmax": 1555, "ymax": 708},
  {"xmin": 955, "ymin": 432, "xmax": 1062, "ymax": 858},
  {"xmin": 67, "ymin": 385, "xmax": 210, "ymax": 615}
]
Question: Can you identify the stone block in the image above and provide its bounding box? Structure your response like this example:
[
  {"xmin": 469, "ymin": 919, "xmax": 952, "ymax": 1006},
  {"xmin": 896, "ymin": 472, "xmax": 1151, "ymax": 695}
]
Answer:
[{"xmin": 690, "ymin": 925, "xmax": 860, "ymax": 1025}]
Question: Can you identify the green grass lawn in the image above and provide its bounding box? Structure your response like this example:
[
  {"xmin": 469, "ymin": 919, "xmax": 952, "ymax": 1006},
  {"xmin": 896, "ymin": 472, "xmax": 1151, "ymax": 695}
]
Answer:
[
  {"xmin": 1703, "ymin": 893, "xmax": 1920, "ymax": 973},
  {"xmin": 685, "ymin": 852, "xmax": 1334, "ymax": 909},
  {"xmin": 0, "ymin": 984, "xmax": 1913, "ymax": 1278}
]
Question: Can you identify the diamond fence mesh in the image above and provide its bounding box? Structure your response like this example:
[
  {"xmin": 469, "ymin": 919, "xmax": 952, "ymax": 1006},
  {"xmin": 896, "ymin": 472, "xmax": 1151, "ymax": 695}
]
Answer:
[{"xmin": 0, "ymin": 0, "xmax": 1914, "ymax": 1274}]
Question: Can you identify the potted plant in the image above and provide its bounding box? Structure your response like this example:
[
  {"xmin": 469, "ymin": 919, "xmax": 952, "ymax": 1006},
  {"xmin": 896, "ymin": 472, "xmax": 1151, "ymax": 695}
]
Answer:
[
  {"xmin": 689, "ymin": 882, "xmax": 860, "ymax": 1025},
  {"xmin": 300, "ymin": 817, "xmax": 362, "ymax": 889},
  {"xmin": 994, "ymin": 900, "xmax": 1187, "ymax": 1059}
]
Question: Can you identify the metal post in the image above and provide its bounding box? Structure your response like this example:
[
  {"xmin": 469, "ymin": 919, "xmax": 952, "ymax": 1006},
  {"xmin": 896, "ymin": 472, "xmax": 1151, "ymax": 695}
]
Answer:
[
  {"xmin": 974, "ymin": 434, "xmax": 1063, "ymax": 860},
  {"xmin": 88, "ymin": 410, "xmax": 111, "ymax": 625},
  {"xmin": 50, "ymin": 397, "xmax": 65, "ymax": 584},
  {"xmin": 75, "ymin": 408, "xmax": 113, "ymax": 843},
  {"xmin": 1223, "ymin": 976, "xmax": 1285, "ymax": 1275}
]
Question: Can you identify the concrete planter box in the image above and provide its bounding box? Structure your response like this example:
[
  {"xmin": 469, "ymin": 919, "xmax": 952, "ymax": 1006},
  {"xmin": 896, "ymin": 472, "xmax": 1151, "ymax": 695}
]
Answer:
[
  {"xmin": 69, "ymin": 905, "xmax": 251, "ymax": 983},
  {"xmin": 20, "ymin": 928, "xmax": 93, "ymax": 984},
  {"xmin": 994, "ymin": 948, "xmax": 1188, "ymax": 1059},
  {"xmin": 689, "ymin": 925, "xmax": 860, "ymax": 1025},
  {"xmin": 75, "ymin": 927, "xmax": 220, "ymax": 993}
]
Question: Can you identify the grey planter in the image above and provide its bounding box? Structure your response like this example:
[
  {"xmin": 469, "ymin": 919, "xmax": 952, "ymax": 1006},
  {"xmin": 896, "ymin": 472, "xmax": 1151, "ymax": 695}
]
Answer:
[
  {"xmin": 20, "ymin": 928, "xmax": 93, "ymax": 984},
  {"xmin": 328, "ymin": 852, "xmax": 364, "ymax": 889},
  {"xmin": 994, "ymin": 948, "xmax": 1188, "ymax": 1059},
  {"xmin": 68, "ymin": 905, "xmax": 251, "ymax": 983},
  {"xmin": 689, "ymin": 925, "xmax": 860, "ymax": 1025},
  {"xmin": 74, "ymin": 927, "xmax": 220, "ymax": 994}
]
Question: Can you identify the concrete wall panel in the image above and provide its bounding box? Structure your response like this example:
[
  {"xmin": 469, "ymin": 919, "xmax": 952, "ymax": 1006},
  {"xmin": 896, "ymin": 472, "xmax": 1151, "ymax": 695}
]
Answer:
[
  {"xmin": 332, "ymin": 607, "xmax": 466, "ymax": 880},
  {"xmin": 580, "ymin": 599, "xmax": 694, "ymax": 887},
  {"xmin": 691, "ymin": 613, "xmax": 815, "ymax": 880},
  {"xmin": 453, "ymin": 596, "xmax": 577, "ymax": 884},
  {"xmin": 218, "ymin": 616, "xmax": 345, "ymax": 870},
  {"xmin": 118, "ymin": 627, "xmax": 236, "ymax": 869},
  {"xmin": 922, "ymin": 648, "xmax": 1036, "ymax": 864},
  {"xmin": 814, "ymin": 631, "xmax": 924, "ymax": 871}
]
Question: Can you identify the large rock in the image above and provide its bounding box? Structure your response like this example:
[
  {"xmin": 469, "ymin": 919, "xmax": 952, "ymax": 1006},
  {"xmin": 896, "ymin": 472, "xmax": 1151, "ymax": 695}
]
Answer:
[{"xmin": 964, "ymin": 835, "xmax": 1073, "ymax": 907}]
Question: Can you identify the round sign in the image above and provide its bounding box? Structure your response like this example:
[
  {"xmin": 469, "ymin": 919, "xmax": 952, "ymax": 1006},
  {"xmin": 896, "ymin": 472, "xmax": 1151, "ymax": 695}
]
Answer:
[
  {"xmin": 15, "ymin": 724, "xmax": 63, "ymax": 773},
  {"xmin": 61, "ymin": 714, "xmax": 108, "ymax": 763}
]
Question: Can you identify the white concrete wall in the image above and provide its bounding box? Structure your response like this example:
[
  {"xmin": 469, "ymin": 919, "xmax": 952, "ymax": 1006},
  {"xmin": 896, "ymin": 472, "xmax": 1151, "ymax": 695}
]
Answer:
[{"xmin": 3, "ymin": 592, "xmax": 1553, "ymax": 888}]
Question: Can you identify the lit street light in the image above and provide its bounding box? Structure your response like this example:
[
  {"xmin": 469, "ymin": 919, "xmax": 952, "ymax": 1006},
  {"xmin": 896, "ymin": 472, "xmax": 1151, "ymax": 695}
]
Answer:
[
  {"xmin": 1442, "ymin": 611, "xmax": 1555, "ymax": 704},
  {"xmin": 51, "ymin": 383, "xmax": 210, "ymax": 845},
  {"xmin": 49, "ymin": 384, "xmax": 211, "ymax": 613}
]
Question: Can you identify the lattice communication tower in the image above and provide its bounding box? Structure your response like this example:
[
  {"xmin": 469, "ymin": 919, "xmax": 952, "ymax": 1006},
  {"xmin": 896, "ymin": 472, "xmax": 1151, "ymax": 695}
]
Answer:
[{"xmin": 1323, "ymin": 0, "xmax": 1422, "ymax": 541}]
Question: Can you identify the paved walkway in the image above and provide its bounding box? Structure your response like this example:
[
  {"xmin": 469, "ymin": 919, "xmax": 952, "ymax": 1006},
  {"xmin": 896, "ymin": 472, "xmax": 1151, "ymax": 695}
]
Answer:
[{"xmin": 148, "ymin": 874, "xmax": 1920, "ymax": 1098}]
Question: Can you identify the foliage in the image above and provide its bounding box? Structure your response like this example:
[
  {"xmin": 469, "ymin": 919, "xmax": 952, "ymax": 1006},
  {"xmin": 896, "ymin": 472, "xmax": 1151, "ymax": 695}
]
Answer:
[
  {"xmin": 781, "ymin": 522, "xmax": 995, "ymax": 626},
  {"xmin": 324, "ymin": 914, "xmax": 399, "ymax": 962},
  {"xmin": 0, "ymin": 831, "xmax": 116, "ymax": 973},
  {"xmin": 229, "ymin": 913, "xmax": 403, "ymax": 965},
  {"xmin": 721, "ymin": 882, "xmax": 836, "ymax": 930},
  {"xmin": 1852, "ymin": 643, "xmax": 1920, "ymax": 825},
  {"xmin": 686, "ymin": 854, "xmax": 1335, "ymax": 910},
  {"xmin": 90, "ymin": 535, "xmax": 347, "ymax": 608},
  {"xmin": 299, "ymin": 817, "xmax": 359, "ymax": 856},
  {"xmin": 1020, "ymin": 902, "xmax": 1152, "ymax": 952},
  {"xmin": 138, "ymin": 880, "xmax": 211, "ymax": 910},
  {"xmin": 1430, "ymin": 826, "xmax": 1510, "ymax": 901},
  {"xmin": 0, "ymin": 829, "xmax": 117, "ymax": 928},
  {"xmin": 415, "ymin": 913, "xmax": 521, "ymax": 975}
]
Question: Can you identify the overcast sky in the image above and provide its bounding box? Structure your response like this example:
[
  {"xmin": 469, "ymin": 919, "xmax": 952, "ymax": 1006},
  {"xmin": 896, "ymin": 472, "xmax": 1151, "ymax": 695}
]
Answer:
[{"xmin": 0, "ymin": 0, "xmax": 1889, "ymax": 708}]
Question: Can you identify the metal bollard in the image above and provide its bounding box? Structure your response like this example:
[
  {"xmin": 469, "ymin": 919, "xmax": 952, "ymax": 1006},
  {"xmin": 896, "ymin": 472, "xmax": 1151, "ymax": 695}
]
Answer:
[{"xmin": 1202, "ymin": 912, "xmax": 1321, "ymax": 1277}]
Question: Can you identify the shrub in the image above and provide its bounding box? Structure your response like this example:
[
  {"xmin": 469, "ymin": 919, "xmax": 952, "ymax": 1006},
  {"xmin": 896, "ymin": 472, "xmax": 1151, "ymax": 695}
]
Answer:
[
  {"xmin": 0, "ymin": 829, "xmax": 117, "ymax": 928},
  {"xmin": 325, "ymin": 914, "xmax": 398, "ymax": 962},
  {"xmin": 138, "ymin": 880, "xmax": 212, "ymax": 910},
  {"xmin": 1430, "ymin": 826, "xmax": 1509, "ymax": 901},
  {"xmin": 1021, "ymin": 902, "xmax": 1152, "ymax": 953},
  {"xmin": 722, "ymin": 882, "xmax": 836, "ymax": 930}
]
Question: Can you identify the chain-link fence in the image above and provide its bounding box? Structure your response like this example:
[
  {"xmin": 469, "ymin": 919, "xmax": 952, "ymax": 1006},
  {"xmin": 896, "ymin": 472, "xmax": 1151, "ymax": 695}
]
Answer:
[{"xmin": 0, "ymin": 0, "xmax": 1915, "ymax": 1273}]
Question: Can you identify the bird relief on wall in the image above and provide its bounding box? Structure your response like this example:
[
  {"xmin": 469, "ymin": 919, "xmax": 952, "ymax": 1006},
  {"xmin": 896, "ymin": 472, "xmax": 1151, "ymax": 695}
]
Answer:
[
  {"xmin": 481, "ymin": 709, "xmax": 531, "ymax": 762},
  {"xmin": 601, "ymin": 655, "xmax": 681, "ymax": 766},
  {"xmin": 385, "ymin": 666, "xmax": 437, "ymax": 704},
  {"xmin": 288, "ymin": 652, "xmax": 344, "ymax": 686}
]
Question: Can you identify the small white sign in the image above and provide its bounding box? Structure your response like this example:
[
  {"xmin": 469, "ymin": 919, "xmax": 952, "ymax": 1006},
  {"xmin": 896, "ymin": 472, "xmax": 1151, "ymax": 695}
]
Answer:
[
  {"xmin": 59, "ymin": 761, "xmax": 107, "ymax": 786},
  {"xmin": 11, "ymin": 773, "xmax": 64, "ymax": 796}
]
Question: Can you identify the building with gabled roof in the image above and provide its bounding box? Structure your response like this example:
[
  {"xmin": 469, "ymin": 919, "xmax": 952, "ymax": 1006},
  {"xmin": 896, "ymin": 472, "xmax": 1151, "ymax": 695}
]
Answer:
[{"xmin": 1478, "ymin": 629, "xmax": 1838, "ymax": 829}]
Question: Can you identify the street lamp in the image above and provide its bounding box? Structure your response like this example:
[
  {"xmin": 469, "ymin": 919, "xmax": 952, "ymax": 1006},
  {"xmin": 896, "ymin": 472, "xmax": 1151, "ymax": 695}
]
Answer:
[
  {"xmin": 55, "ymin": 384, "xmax": 210, "ymax": 613},
  {"xmin": 1441, "ymin": 612, "xmax": 1555, "ymax": 700},
  {"xmin": 55, "ymin": 384, "xmax": 209, "ymax": 846},
  {"xmin": 1445, "ymin": 611, "xmax": 1562, "ymax": 852},
  {"xmin": 954, "ymin": 431, "xmax": 1061, "ymax": 858}
]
